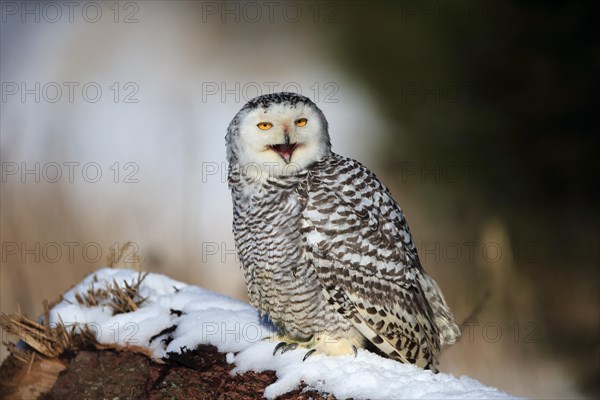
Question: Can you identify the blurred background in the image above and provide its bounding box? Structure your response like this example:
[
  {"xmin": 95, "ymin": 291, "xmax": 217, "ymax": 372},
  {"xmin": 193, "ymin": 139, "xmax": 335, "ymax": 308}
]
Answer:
[{"xmin": 1, "ymin": 1, "xmax": 597, "ymax": 398}]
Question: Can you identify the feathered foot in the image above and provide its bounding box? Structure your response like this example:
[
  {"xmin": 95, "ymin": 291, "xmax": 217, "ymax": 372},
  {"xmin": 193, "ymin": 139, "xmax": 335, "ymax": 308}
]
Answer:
[
  {"xmin": 267, "ymin": 334, "xmax": 318, "ymax": 360},
  {"xmin": 265, "ymin": 333, "xmax": 361, "ymax": 361}
]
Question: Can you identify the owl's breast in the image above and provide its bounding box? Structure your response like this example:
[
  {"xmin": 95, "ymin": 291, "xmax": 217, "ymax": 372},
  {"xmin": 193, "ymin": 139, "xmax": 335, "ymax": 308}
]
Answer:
[
  {"xmin": 232, "ymin": 177, "xmax": 333, "ymax": 338},
  {"xmin": 230, "ymin": 176, "xmax": 310, "ymax": 306}
]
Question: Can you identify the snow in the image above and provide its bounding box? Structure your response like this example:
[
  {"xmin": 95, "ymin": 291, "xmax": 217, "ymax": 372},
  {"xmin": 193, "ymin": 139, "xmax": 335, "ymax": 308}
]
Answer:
[{"xmin": 48, "ymin": 268, "xmax": 518, "ymax": 400}]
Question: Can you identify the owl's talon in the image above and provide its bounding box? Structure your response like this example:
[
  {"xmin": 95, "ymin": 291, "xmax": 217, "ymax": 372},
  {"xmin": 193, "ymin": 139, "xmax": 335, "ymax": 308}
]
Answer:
[
  {"xmin": 352, "ymin": 345, "xmax": 358, "ymax": 358},
  {"xmin": 273, "ymin": 341, "xmax": 287, "ymax": 355},
  {"xmin": 302, "ymin": 349, "xmax": 317, "ymax": 361},
  {"xmin": 281, "ymin": 342, "xmax": 298, "ymax": 353}
]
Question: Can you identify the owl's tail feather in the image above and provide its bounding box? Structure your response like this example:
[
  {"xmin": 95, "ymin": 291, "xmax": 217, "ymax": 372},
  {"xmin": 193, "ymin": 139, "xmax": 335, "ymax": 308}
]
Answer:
[
  {"xmin": 349, "ymin": 311, "xmax": 438, "ymax": 371},
  {"xmin": 419, "ymin": 272, "xmax": 461, "ymax": 345},
  {"xmin": 322, "ymin": 286, "xmax": 438, "ymax": 371}
]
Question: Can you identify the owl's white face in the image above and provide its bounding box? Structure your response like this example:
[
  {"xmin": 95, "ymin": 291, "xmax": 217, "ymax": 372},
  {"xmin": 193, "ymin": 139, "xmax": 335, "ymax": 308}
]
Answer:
[{"xmin": 228, "ymin": 97, "xmax": 331, "ymax": 180}]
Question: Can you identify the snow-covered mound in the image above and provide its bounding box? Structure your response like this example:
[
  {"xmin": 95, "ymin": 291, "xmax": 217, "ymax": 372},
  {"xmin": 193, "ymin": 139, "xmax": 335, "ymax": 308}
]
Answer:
[{"xmin": 49, "ymin": 268, "xmax": 517, "ymax": 400}]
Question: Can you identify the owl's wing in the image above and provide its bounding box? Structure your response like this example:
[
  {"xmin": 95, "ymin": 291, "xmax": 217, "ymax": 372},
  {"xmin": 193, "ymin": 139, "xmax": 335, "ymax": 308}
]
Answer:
[{"xmin": 300, "ymin": 155, "xmax": 459, "ymax": 371}]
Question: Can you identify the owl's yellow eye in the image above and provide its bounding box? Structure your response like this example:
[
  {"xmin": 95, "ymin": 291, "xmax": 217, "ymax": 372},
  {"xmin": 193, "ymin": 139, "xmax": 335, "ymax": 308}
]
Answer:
[
  {"xmin": 257, "ymin": 122, "xmax": 273, "ymax": 130},
  {"xmin": 295, "ymin": 118, "xmax": 308, "ymax": 127}
]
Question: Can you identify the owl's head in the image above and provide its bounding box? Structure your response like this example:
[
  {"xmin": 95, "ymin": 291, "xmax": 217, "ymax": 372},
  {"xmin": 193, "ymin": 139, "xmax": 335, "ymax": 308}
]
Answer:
[{"xmin": 226, "ymin": 92, "xmax": 331, "ymax": 179}]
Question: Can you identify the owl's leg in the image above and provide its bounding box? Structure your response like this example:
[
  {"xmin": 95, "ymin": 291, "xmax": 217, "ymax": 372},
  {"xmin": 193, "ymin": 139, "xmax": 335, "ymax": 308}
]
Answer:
[
  {"xmin": 269, "ymin": 332, "xmax": 363, "ymax": 361},
  {"xmin": 302, "ymin": 344, "xmax": 357, "ymax": 361},
  {"xmin": 262, "ymin": 333, "xmax": 295, "ymax": 344},
  {"xmin": 266, "ymin": 334, "xmax": 318, "ymax": 356},
  {"xmin": 299, "ymin": 333, "xmax": 362, "ymax": 360}
]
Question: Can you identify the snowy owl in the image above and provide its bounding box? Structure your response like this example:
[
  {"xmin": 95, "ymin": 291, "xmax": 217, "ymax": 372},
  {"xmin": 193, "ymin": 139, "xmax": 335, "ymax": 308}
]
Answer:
[{"xmin": 226, "ymin": 92, "xmax": 460, "ymax": 371}]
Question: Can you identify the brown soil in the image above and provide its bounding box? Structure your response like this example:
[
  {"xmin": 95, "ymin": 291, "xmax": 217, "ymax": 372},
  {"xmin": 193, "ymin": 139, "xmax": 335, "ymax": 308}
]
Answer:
[{"xmin": 1, "ymin": 345, "xmax": 336, "ymax": 400}]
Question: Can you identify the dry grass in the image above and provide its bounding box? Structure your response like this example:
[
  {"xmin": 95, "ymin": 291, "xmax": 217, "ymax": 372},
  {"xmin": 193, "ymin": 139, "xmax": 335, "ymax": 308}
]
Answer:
[
  {"xmin": 67, "ymin": 242, "xmax": 148, "ymax": 314},
  {"xmin": 0, "ymin": 266, "xmax": 157, "ymax": 399},
  {"xmin": 70, "ymin": 271, "xmax": 148, "ymax": 315},
  {"xmin": 0, "ymin": 303, "xmax": 98, "ymax": 365},
  {"xmin": 1, "ymin": 263, "xmax": 152, "ymax": 368}
]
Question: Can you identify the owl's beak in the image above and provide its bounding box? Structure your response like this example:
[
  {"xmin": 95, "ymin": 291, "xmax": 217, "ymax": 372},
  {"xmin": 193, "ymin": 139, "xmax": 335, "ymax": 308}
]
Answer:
[{"xmin": 270, "ymin": 142, "xmax": 297, "ymax": 163}]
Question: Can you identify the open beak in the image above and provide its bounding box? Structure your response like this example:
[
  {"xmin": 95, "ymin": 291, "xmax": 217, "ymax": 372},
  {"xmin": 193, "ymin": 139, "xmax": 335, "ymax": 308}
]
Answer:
[{"xmin": 269, "ymin": 142, "xmax": 297, "ymax": 163}]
